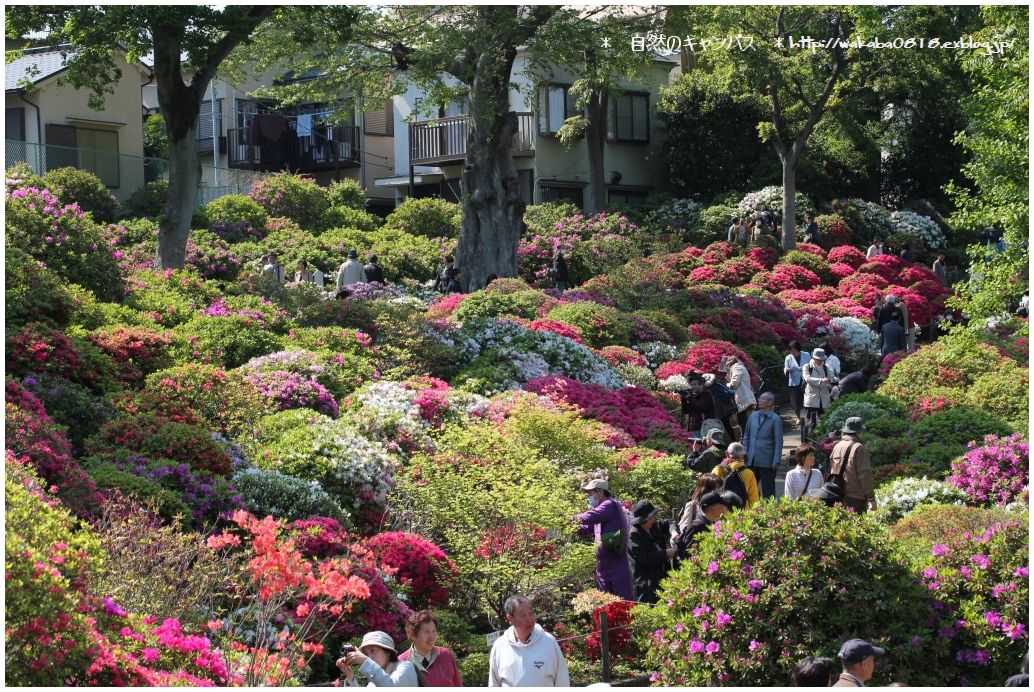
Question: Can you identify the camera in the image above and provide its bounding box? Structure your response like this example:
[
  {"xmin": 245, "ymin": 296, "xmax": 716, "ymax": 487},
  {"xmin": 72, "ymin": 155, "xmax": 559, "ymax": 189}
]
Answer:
[{"xmin": 340, "ymin": 644, "xmax": 356, "ymax": 657}]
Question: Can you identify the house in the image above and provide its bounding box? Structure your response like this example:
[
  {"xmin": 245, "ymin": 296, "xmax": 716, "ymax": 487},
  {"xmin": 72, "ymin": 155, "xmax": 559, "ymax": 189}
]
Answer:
[
  {"xmin": 5, "ymin": 43, "xmax": 152, "ymax": 200},
  {"xmin": 144, "ymin": 69, "xmax": 397, "ymax": 214},
  {"xmin": 379, "ymin": 50, "xmax": 680, "ymax": 211}
]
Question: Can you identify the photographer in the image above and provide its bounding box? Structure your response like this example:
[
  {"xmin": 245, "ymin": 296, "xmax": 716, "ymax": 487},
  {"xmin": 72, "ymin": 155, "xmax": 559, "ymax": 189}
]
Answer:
[
  {"xmin": 801, "ymin": 348, "xmax": 836, "ymax": 443},
  {"xmin": 337, "ymin": 632, "xmax": 418, "ymax": 687}
]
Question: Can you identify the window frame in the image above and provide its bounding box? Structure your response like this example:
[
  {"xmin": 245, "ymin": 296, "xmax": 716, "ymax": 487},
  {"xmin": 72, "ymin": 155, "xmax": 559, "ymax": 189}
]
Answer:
[
  {"xmin": 539, "ymin": 82, "xmax": 579, "ymax": 136},
  {"xmin": 608, "ymin": 91, "xmax": 650, "ymax": 144}
]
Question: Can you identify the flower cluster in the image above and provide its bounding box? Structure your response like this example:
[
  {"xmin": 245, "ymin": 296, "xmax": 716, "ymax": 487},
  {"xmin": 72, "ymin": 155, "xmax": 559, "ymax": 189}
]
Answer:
[
  {"xmin": 873, "ymin": 476, "xmax": 968, "ymax": 524},
  {"xmin": 244, "ymin": 369, "xmax": 339, "ymax": 417},
  {"xmin": 947, "ymin": 434, "xmax": 1028, "ymax": 507},
  {"xmin": 362, "ymin": 532, "xmax": 459, "ymax": 608},
  {"xmin": 736, "ymin": 186, "xmax": 812, "ymax": 218},
  {"xmin": 889, "ymin": 211, "xmax": 946, "ymax": 249}
]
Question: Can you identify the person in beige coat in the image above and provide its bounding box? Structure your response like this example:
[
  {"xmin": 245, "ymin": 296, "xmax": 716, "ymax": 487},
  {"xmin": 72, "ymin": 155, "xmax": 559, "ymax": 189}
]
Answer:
[
  {"xmin": 724, "ymin": 355, "xmax": 757, "ymax": 433},
  {"xmin": 800, "ymin": 348, "xmax": 834, "ymax": 442},
  {"xmin": 827, "ymin": 418, "xmax": 876, "ymax": 514}
]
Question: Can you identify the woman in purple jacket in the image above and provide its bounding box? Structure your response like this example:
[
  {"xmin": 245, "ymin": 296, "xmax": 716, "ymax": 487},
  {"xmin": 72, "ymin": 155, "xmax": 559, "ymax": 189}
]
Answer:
[{"xmin": 574, "ymin": 478, "xmax": 634, "ymax": 600}]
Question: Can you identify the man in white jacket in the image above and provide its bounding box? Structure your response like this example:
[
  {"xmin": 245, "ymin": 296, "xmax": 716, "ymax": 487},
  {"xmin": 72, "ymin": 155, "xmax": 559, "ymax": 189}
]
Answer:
[
  {"xmin": 489, "ymin": 595, "xmax": 570, "ymax": 687},
  {"xmin": 336, "ymin": 249, "xmax": 367, "ymax": 294}
]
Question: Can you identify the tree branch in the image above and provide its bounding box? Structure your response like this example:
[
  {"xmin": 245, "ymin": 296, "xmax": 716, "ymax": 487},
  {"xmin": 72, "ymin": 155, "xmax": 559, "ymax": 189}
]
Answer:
[{"xmin": 190, "ymin": 6, "xmax": 278, "ymax": 95}]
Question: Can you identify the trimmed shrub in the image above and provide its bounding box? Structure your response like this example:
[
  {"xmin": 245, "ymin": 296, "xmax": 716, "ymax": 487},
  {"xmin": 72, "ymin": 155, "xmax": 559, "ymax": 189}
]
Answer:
[
  {"xmin": 42, "ymin": 166, "xmax": 118, "ymax": 222},
  {"xmin": 84, "ymin": 414, "xmax": 235, "ymax": 477},
  {"xmin": 362, "ymin": 532, "xmax": 460, "ymax": 608},
  {"xmin": 455, "ymin": 290, "xmax": 550, "ymax": 322},
  {"xmin": 546, "ymin": 302, "xmax": 634, "ymax": 348},
  {"xmin": 5, "ymin": 247, "xmax": 79, "ymax": 330},
  {"xmin": 966, "ymin": 363, "xmax": 1029, "ymax": 428},
  {"xmin": 19, "ymin": 373, "xmax": 112, "ymax": 449},
  {"xmin": 947, "ymin": 434, "xmax": 1028, "ymax": 508},
  {"xmin": 910, "ymin": 407, "xmax": 1013, "ymax": 450},
  {"xmin": 382, "ymin": 197, "xmax": 461, "ymax": 238},
  {"xmin": 326, "ymin": 178, "xmax": 368, "ymax": 210},
  {"xmin": 890, "ymin": 504, "xmax": 1017, "ymax": 550},
  {"xmin": 84, "ymin": 463, "xmax": 190, "ymax": 524},
  {"xmin": 634, "ymin": 501, "xmax": 946, "ymax": 686},
  {"xmin": 201, "ymin": 194, "xmax": 267, "ymax": 230},
  {"xmin": 249, "ymin": 172, "xmax": 329, "ymax": 230},
  {"xmin": 873, "ymin": 477, "xmax": 968, "ymax": 524},
  {"xmin": 119, "ymin": 180, "xmax": 168, "ymax": 220},
  {"xmin": 142, "ymin": 363, "xmax": 265, "ymax": 438},
  {"xmin": 170, "ymin": 315, "xmax": 281, "ymax": 368},
  {"xmin": 231, "ymin": 467, "xmax": 351, "ymax": 524},
  {"xmin": 524, "ymin": 201, "xmax": 581, "ymax": 237},
  {"xmin": 323, "ymin": 205, "xmax": 381, "ymax": 232}
]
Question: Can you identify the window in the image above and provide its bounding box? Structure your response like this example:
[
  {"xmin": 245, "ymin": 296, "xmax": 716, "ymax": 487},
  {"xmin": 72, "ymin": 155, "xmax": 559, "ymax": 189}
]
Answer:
[
  {"xmin": 76, "ymin": 128, "xmax": 119, "ymax": 188},
  {"xmin": 196, "ymin": 99, "xmax": 224, "ymax": 140},
  {"xmin": 7, "ymin": 108, "xmax": 25, "ymax": 141},
  {"xmin": 364, "ymin": 100, "xmax": 394, "ymax": 136},
  {"xmin": 45, "ymin": 123, "xmax": 79, "ymax": 170},
  {"xmin": 608, "ymin": 189, "xmax": 649, "ymax": 208},
  {"xmin": 539, "ymin": 85, "xmax": 578, "ymax": 134},
  {"xmin": 608, "ymin": 92, "xmax": 649, "ymax": 143},
  {"xmin": 540, "ymin": 184, "xmax": 584, "ymax": 208}
]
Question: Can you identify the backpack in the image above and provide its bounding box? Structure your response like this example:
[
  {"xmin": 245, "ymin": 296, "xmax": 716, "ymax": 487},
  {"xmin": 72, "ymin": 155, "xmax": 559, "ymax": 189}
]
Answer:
[
  {"xmin": 710, "ymin": 380, "xmax": 738, "ymax": 419},
  {"xmin": 719, "ymin": 462, "xmax": 748, "ymax": 506},
  {"xmin": 820, "ymin": 441, "xmax": 859, "ymax": 504}
]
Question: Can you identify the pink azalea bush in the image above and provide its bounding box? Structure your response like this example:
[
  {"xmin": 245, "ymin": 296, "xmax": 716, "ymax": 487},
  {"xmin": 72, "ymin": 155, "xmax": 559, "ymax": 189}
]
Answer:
[
  {"xmin": 599, "ymin": 346, "xmax": 649, "ymax": 367},
  {"xmin": 827, "ymin": 245, "xmax": 867, "ymax": 268},
  {"xmin": 947, "ymin": 434, "xmax": 1028, "ymax": 507},
  {"xmin": 243, "ymin": 370, "xmax": 340, "ymax": 417}
]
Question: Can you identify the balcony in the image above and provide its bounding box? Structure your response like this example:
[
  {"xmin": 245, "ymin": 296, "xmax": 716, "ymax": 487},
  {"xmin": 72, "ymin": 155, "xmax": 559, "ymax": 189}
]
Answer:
[
  {"xmin": 226, "ymin": 124, "xmax": 360, "ymax": 172},
  {"xmin": 410, "ymin": 112, "xmax": 534, "ymax": 165}
]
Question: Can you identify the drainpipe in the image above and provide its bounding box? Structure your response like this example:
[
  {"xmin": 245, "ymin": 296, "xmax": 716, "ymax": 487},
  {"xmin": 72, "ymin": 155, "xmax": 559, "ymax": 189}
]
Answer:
[{"xmin": 19, "ymin": 89, "xmax": 42, "ymax": 173}]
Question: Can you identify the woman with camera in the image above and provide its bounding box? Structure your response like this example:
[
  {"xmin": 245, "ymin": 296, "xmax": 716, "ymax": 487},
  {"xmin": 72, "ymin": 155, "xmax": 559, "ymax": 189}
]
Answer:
[{"xmin": 336, "ymin": 631, "xmax": 418, "ymax": 687}]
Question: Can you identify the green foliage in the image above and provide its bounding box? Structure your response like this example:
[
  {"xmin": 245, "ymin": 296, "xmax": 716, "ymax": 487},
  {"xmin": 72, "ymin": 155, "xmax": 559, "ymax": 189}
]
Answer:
[
  {"xmin": 326, "ymin": 178, "xmax": 368, "ymax": 211},
  {"xmin": 696, "ymin": 204, "xmax": 741, "ymax": 246},
  {"xmin": 454, "ymin": 290, "xmax": 545, "ymax": 321},
  {"xmin": 231, "ymin": 467, "xmax": 351, "ymax": 524},
  {"xmin": 202, "ymin": 194, "xmax": 268, "ymax": 229},
  {"xmin": 119, "ymin": 181, "xmax": 168, "ymax": 221},
  {"xmin": 656, "ymin": 73, "xmax": 774, "ymax": 199},
  {"xmin": 84, "ymin": 463, "xmax": 190, "ymax": 523},
  {"xmin": 909, "ymin": 407, "xmax": 1013, "ymax": 450},
  {"xmin": 781, "ymin": 250, "xmax": 833, "ymax": 284},
  {"xmin": 322, "ymin": 205, "xmax": 382, "ymax": 232},
  {"xmin": 42, "ymin": 167, "xmax": 118, "ymax": 223},
  {"xmin": 634, "ymin": 501, "xmax": 948, "ymax": 686},
  {"xmin": 319, "ymin": 226, "xmax": 443, "ymax": 282},
  {"xmin": 500, "ymin": 404, "xmax": 617, "ymax": 475},
  {"xmin": 612, "ymin": 454, "xmax": 696, "ymax": 517},
  {"xmin": 889, "ymin": 504, "xmax": 1017, "ymax": 553},
  {"xmin": 143, "ymin": 112, "xmax": 169, "ymax": 158},
  {"xmin": 546, "ymin": 302, "xmax": 633, "ymax": 348},
  {"xmin": 258, "ymin": 224, "xmax": 338, "ymax": 275},
  {"xmin": 66, "ymin": 285, "xmax": 155, "ymax": 331},
  {"xmin": 878, "ymin": 342, "xmax": 1001, "ymax": 408},
  {"xmin": 143, "ymin": 363, "xmax": 266, "ymax": 438},
  {"xmin": 171, "ymin": 315, "xmax": 281, "ymax": 368},
  {"xmin": 966, "ymin": 362, "xmax": 1029, "ymax": 428},
  {"xmin": 20, "ymin": 373, "xmax": 112, "ymax": 449},
  {"xmin": 249, "ymin": 172, "xmax": 329, "ymax": 230},
  {"xmin": 398, "ymin": 421, "xmax": 595, "ymax": 622},
  {"xmin": 524, "ymin": 201, "xmax": 580, "ymax": 237},
  {"xmin": 382, "ymin": 197, "xmax": 461, "ymax": 239},
  {"xmin": 122, "ymin": 268, "xmax": 219, "ymax": 328},
  {"xmin": 5, "ymin": 247, "xmax": 79, "ymax": 330}
]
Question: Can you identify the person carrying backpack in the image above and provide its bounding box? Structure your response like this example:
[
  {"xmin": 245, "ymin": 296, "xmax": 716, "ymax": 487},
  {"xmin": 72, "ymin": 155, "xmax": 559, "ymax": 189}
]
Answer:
[
  {"xmin": 822, "ymin": 417, "xmax": 876, "ymax": 514},
  {"xmin": 711, "ymin": 442, "xmax": 759, "ymax": 509}
]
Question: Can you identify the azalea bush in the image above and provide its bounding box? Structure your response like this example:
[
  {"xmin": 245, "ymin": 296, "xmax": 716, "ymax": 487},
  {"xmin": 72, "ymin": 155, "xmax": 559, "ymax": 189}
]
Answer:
[
  {"xmin": 143, "ymin": 364, "xmax": 265, "ymax": 438},
  {"xmin": 170, "ymin": 314, "xmax": 281, "ymax": 368},
  {"xmin": 202, "ymin": 193, "xmax": 268, "ymax": 231},
  {"xmin": 546, "ymin": 302, "xmax": 634, "ymax": 348},
  {"xmin": 736, "ymin": 186, "xmax": 812, "ymax": 218},
  {"xmin": 362, "ymin": 532, "xmax": 459, "ymax": 608},
  {"xmin": 889, "ymin": 210, "xmax": 947, "ymax": 249},
  {"xmin": 382, "ymin": 196, "xmax": 461, "ymax": 239},
  {"xmin": 873, "ymin": 477, "xmax": 969, "ymax": 524},
  {"xmin": 6, "ymin": 247, "xmax": 80, "ymax": 330},
  {"xmin": 19, "ymin": 373, "xmax": 112, "ymax": 449},
  {"xmin": 232, "ymin": 467, "xmax": 351, "ymax": 525},
  {"xmin": 85, "ymin": 413, "xmax": 236, "ymax": 478},
  {"xmin": 42, "ymin": 166, "xmax": 118, "ymax": 222},
  {"xmin": 249, "ymin": 172, "xmax": 329, "ymax": 230},
  {"xmin": 947, "ymin": 434, "xmax": 1028, "ymax": 508},
  {"xmin": 634, "ymin": 501, "xmax": 946, "ymax": 686}
]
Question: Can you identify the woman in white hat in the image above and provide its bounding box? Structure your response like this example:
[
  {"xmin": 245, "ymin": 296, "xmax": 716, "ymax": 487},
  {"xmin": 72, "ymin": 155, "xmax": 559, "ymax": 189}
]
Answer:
[
  {"xmin": 337, "ymin": 631, "xmax": 418, "ymax": 687},
  {"xmin": 801, "ymin": 348, "xmax": 834, "ymax": 442}
]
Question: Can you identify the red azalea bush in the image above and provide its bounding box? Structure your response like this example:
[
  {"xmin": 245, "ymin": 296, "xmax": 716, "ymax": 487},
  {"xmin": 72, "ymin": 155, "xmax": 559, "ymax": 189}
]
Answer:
[
  {"xmin": 475, "ymin": 523, "xmax": 559, "ymax": 568},
  {"xmin": 827, "ymin": 245, "xmax": 867, "ymax": 269},
  {"xmin": 794, "ymin": 242, "xmax": 826, "ymax": 257},
  {"xmin": 600, "ymin": 346, "xmax": 649, "ymax": 367},
  {"xmin": 815, "ymin": 215, "xmax": 852, "ymax": 248},
  {"xmin": 898, "ymin": 265, "xmax": 940, "ymax": 285},
  {"xmin": 362, "ymin": 532, "xmax": 460, "ymax": 608},
  {"xmin": 829, "ymin": 262, "xmax": 858, "ymax": 280},
  {"xmin": 6, "ymin": 323, "xmax": 115, "ymax": 393},
  {"xmin": 778, "ymin": 287, "xmax": 837, "ymax": 304},
  {"xmin": 586, "ymin": 600, "xmax": 638, "ymax": 662},
  {"xmin": 767, "ymin": 321, "xmax": 805, "ymax": 347},
  {"xmin": 683, "ymin": 339, "xmax": 759, "ymax": 385},
  {"xmin": 745, "ymin": 245, "xmax": 779, "ymax": 270},
  {"xmin": 700, "ymin": 241, "xmax": 736, "ymax": 264},
  {"xmin": 857, "ymin": 260, "xmax": 901, "ymax": 283},
  {"xmin": 525, "ymin": 318, "xmax": 585, "ymax": 344},
  {"xmin": 838, "ymin": 273, "xmax": 890, "ymax": 305},
  {"xmin": 688, "ymin": 324, "xmax": 723, "ymax": 341},
  {"xmin": 688, "ymin": 265, "xmax": 720, "ymax": 284},
  {"xmin": 86, "ymin": 327, "xmax": 174, "ymax": 387},
  {"xmin": 426, "ymin": 293, "xmax": 467, "ymax": 320},
  {"xmin": 143, "ymin": 364, "xmax": 264, "ymax": 438},
  {"xmin": 892, "ymin": 288, "xmax": 935, "ymax": 326},
  {"xmin": 84, "ymin": 415, "xmax": 234, "ymax": 477},
  {"xmin": 658, "ymin": 248, "xmax": 705, "ymax": 277},
  {"xmin": 771, "ymin": 263, "xmax": 821, "ymax": 290},
  {"xmin": 525, "ymin": 376, "xmax": 690, "ymax": 450},
  {"xmin": 288, "ymin": 516, "xmax": 352, "ymax": 559},
  {"xmin": 715, "ymin": 257, "xmax": 765, "ymax": 287},
  {"xmin": 910, "ymin": 279, "xmax": 950, "ymax": 302},
  {"xmin": 824, "ymin": 299, "xmax": 873, "ymax": 321}
]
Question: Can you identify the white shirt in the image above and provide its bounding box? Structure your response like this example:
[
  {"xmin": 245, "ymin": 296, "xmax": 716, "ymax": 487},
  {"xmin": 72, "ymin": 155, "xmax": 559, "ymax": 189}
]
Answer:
[
  {"xmin": 784, "ymin": 466, "xmax": 823, "ymax": 500},
  {"xmin": 866, "ymin": 244, "xmax": 883, "ymax": 259},
  {"xmin": 346, "ymin": 658, "xmax": 418, "ymax": 687},
  {"xmin": 336, "ymin": 260, "xmax": 367, "ymax": 290},
  {"xmin": 489, "ymin": 624, "xmax": 569, "ymax": 687}
]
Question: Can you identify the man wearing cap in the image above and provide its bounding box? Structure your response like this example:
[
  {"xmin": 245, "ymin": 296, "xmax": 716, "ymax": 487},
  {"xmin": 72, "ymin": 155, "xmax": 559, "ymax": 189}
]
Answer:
[
  {"xmin": 336, "ymin": 249, "xmax": 367, "ymax": 292},
  {"xmin": 834, "ymin": 638, "xmax": 885, "ymax": 687},
  {"xmin": 675, "ymin": 492, "xmax": 731, "ymax": 558},
  {"xmin": 801, "ymin": 348, "xmax": 835, "ymax": 442},
  {"xmin": 828, "ymin": 417, "xmax": 876, "ymax": 514},
  {"xmin": 628, "ymin": 500, "xmax": 677, "ymax": 604},
  {"xmin": 574, "ymin": 478, "xmax": 634, "ymax": 600},
  {"xmin": 686, "ymin": 428, "xmax": 727, "ymax": 474}
]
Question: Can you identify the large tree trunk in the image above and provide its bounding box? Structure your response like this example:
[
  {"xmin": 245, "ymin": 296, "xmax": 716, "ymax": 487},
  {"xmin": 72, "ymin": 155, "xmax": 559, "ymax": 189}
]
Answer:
[
  {"xmin": 585, "ymin": 91, "xmax": 607, "ymax": 213},
  {"xmin": 780, "ymin": 155, "xmax": 798, "ymax": 250},
  {"xmin": 159, "ymin": 128, "xmax": 202, "ymax": 268},
  {"xmin": 456, "ymin": 48, "xmax": 524, "ymax": 292}
]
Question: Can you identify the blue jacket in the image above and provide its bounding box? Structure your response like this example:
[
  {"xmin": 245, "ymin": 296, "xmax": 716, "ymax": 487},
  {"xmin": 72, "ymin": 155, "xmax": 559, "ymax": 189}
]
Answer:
[{"xmin": 743, "ymin": 409, "xmax": 784, "ymax": 469}]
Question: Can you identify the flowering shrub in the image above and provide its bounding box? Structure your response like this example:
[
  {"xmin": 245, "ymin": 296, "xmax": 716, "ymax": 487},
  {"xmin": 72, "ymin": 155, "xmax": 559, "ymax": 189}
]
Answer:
[
  {"xmin": 966, "ymin": 363, "xmax": 1029, "ymax": 428},
  {"xmin": 916, "ymin": 520, "xmax": 1028, "ymax": 685},
  {"xmin": 143, "ymin": 364, "xmax": 264, "ymax": 438},
  {"xmin": 85, "ymin": 414, "xmax": 235, "ymax": 477},
  {"xmin": 889, "ymin": 210, "xmax": 946, "ymax": 249},
  {"xmin": 546, "ymin": 302, "xmax": 633, "ymax": 348},
  {"xmin": 736, "ymin": 186, "xmax": 812, "ymax": 218},
  {"xmin": 878, "ymin": 342, "xmax": 1002, "ymax": 408},
  {"xmin": 873, "ymin": 477, "xmax": 969, "ymax": 524},
  {"xmin": 19, "ymin": 373, "xmax": 112, "ymax": 449},
  {"xmin": 910, "ymin": 407, "xmax": 1013, "ymax": 453},
  {"xmin": 242, "ymin": 348, "xmax": 374, "ymax": 400},
  {"xmin": 381, "ymin": 196, "xmax": 461, "ymax": 239},
  {"xmin": 714, "ymin": 256, "xmax": 765, "ymax": 286},
  {"xmin": 202, "ymin": 193, "xmax": 268, "ymax": 231},
  {"xmin": 232, "ymin": 467, "xmax": 350, "ymax": 524},
  {"xmin": 599, "ymin": 346, "xmax": 648, "ymax": 367},
  {"xmin": 948, "ymin": 434, "xmax": 1028, "ymax": 507},
  {"xmin": 249, "ymin": 172, "xmax": 329, "ymax": 230},
  {"xmin": 782, "ymin": 250, "xmax": 833, "ymax": 283},
  {"xmin": 5, "ymin": 185, "xmax": 124, "ymax": 301},
  {"xmin": 86, "ymin": 326, "xmax": 173, "ymax": 387},
  {"xmin": 830, "ymin": 316, "xmax": 878, "ymax": 360},
  {"xmin": 634, "ymin": 501, "xmax": 945, "ymax": 686},
  {"xmin": 6, "ymin": 322, "xmax": 116, "ymax": 393},
  {"xmin": 42, "ymin": 166, "xmax": 118, "ymax": 222},
  {"xmin": 171, "ymin": 315, "xmax": 281, "ymax": 368},
  {"xmin": 362, "ymin": 532, "xmax": 460, "ymax": 608},
  {"xmin": 526, "ymin": 376, "xmax": 690, "ymax": 452},
  {"xmin": 6, "ymin": 248, "xmax": 80, "ymax": 330},
  {"xmin": 243, "ymin": 369, "xmax": 339, "ymax": 417},
  {"xmin": 814, "ymin": 214, "xmax": 852, "ymax": 248},
  {"xmin": 525, "ymin": 318, "xmax": 585, "ymax": 344},
  {"xmin": 745, "ymin": 245, "xmax": 779, "ymax": 269},
  {"xmin": 586, "ymin": 600, "xmax": 638, "ymax": 662},
  {"xmin": 828, "ymin": 244, "xmax": 867, "ymax": 268},
  {"xmin": 682, "ymin": 339, "xmax": 758, "ymax": 385},
  {"xmin": 634, "ymin": 342, "xmax": 682, "ymax": 371},
  {"xmin": 185, "ymin": 229, "xmax": 243, "ymax": 280},
  {"xmin": 455, "ymin": 289, "xmax": 553, "ymax": 321}
]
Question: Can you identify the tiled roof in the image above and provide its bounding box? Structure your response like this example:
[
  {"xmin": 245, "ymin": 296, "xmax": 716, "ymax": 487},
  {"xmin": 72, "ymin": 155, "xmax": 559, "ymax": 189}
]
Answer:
[{"xmin": 5, "ymin": 45, "xmax": 75, "ymax": 92}]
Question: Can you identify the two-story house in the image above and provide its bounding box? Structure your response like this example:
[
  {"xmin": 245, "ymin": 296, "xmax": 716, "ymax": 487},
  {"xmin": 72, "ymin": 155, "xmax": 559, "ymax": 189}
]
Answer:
[
  {"xmin": 6, "ymin": 42, "xmax": 152, "ymax": 200},
  {"xmin": 379, "ymin": 50, "xmax": 679, "ymax": 211}
]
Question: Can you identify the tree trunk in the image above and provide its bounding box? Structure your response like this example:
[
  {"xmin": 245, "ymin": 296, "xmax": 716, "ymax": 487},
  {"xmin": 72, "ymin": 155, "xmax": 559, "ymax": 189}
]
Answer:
[
  {"xmin": 456, "ymin": 49, "xmax": 524, "ymax": 292},
  {"xmin": 585, "ymin": 91, "xmax": 607, "ymax": 213},
  {"xmin": 780, "ymin": 155, "xmax": 798, "ymax": 250},
  {"xmin": 158, "ymin": 127, "xmax": 202, "ymax": 268}
]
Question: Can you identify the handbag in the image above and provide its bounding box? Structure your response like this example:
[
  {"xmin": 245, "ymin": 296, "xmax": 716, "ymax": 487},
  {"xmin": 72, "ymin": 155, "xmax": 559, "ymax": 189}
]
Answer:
[
  {"xmin": 601, "ymin": 529, "xmax": 624, "ymax": 555},
  {"xmin": 820, "ymin": 441, "xmax": 859, "ymax": 503}
]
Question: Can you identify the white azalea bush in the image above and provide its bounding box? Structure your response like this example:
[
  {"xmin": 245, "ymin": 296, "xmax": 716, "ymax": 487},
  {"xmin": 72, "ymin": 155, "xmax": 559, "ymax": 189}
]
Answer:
[
  {"xmin": 231, "ymin": 467, "xmax": 351, "ymax": 524},
  {"xmin": 889, "ymin": 211, "xmax": 947, "ymax": 249},
  {"xmin": 454, "ymin": 319, "xmax": 625, "ymax": 394},
  {"xmin": 874, "ymin": 476, "xmax": 968, "ymax": 524},
  {"xmin": 654, "ymin": 197, "xmax": 702, "ymax": 225},
  {"xmin": 831, "ymin": 316, "xmax": 879, "ymax": 361},
  {"xmin": 659, "ymin": 374, "xmax": 690, "ymax": 392},
  {"xmin": 633, "ymin": 341, "xmax": 682, "ymax": 370},
  {"xmin": 614, "ymin": 363, "xmax": 656, "ymax": 390},
  {"xmin": 251, "ymin": 416, "xmax": 399, "ymax": 514},
  {"xmin": 737, "ymin": 186, "xmax": 812, "ymax": 218}
]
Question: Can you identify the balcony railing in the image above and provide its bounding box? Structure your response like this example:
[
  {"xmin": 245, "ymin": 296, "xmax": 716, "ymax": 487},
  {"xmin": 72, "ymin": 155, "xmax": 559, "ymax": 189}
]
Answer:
[
  {"xmin": 410, "ymin": 112, "xmax": 534, "ymax": 165},
  {"xmin": 226, "ymin": 124, "xmax": 360, "ymax": 172}
]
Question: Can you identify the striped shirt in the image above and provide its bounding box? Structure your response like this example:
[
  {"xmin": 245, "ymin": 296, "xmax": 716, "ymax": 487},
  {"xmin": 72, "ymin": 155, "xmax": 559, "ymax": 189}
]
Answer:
[{"xmin": 784, "ymin": 466, "xmax": 823, "ymax": 501}]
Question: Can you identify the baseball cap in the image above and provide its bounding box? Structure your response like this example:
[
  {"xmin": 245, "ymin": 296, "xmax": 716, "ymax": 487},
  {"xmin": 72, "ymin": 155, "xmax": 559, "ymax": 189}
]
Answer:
[
  {"xmin": 838, "ymin": 638, "xmax": 885, "ymax": 665},
  {"xmin": 581, "ymin": 478, "xmax": 610, "ymax": 492}
]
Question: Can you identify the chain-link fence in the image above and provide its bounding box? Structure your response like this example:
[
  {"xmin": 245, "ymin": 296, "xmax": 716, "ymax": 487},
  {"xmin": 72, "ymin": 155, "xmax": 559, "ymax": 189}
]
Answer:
[{"xmin": 5, "ymin": 139, "xmax": 270, "ymax": 208}]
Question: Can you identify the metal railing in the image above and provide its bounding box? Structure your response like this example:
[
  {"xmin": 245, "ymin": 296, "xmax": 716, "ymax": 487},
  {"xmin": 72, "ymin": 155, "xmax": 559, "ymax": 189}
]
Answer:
[
  {"xmin": 226, "ymin": 124, "xmax": 360, "ymax": 172},
  {"xmin": 6, "ymin": 139, "xmax": 271, "ymax": 208},
  {"xmin": 410, "ymin": 112, "xmax": 535, "ymax": 165}
]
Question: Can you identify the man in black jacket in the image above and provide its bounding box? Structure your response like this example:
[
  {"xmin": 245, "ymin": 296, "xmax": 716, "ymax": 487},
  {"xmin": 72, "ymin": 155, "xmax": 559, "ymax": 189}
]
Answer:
[
  {"xmin": 628, "ymin": 500, "xmax": 676, "ymax": 604},
  {"xmin": 363, "ymin": 254, "xmax": 385, "ymax": 284}
]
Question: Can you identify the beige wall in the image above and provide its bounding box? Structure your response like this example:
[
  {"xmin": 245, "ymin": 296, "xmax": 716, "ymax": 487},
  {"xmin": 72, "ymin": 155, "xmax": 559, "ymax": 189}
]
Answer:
[{"xmin": 8, "ymin": 51, "xmax": 147, "ymax": 199}]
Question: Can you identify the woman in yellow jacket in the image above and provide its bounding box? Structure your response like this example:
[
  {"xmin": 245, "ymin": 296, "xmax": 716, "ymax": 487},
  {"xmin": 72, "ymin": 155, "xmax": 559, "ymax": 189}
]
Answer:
[{"xmin": 711, "ymin": 442, "xmax": 760, "ymax": 508}]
